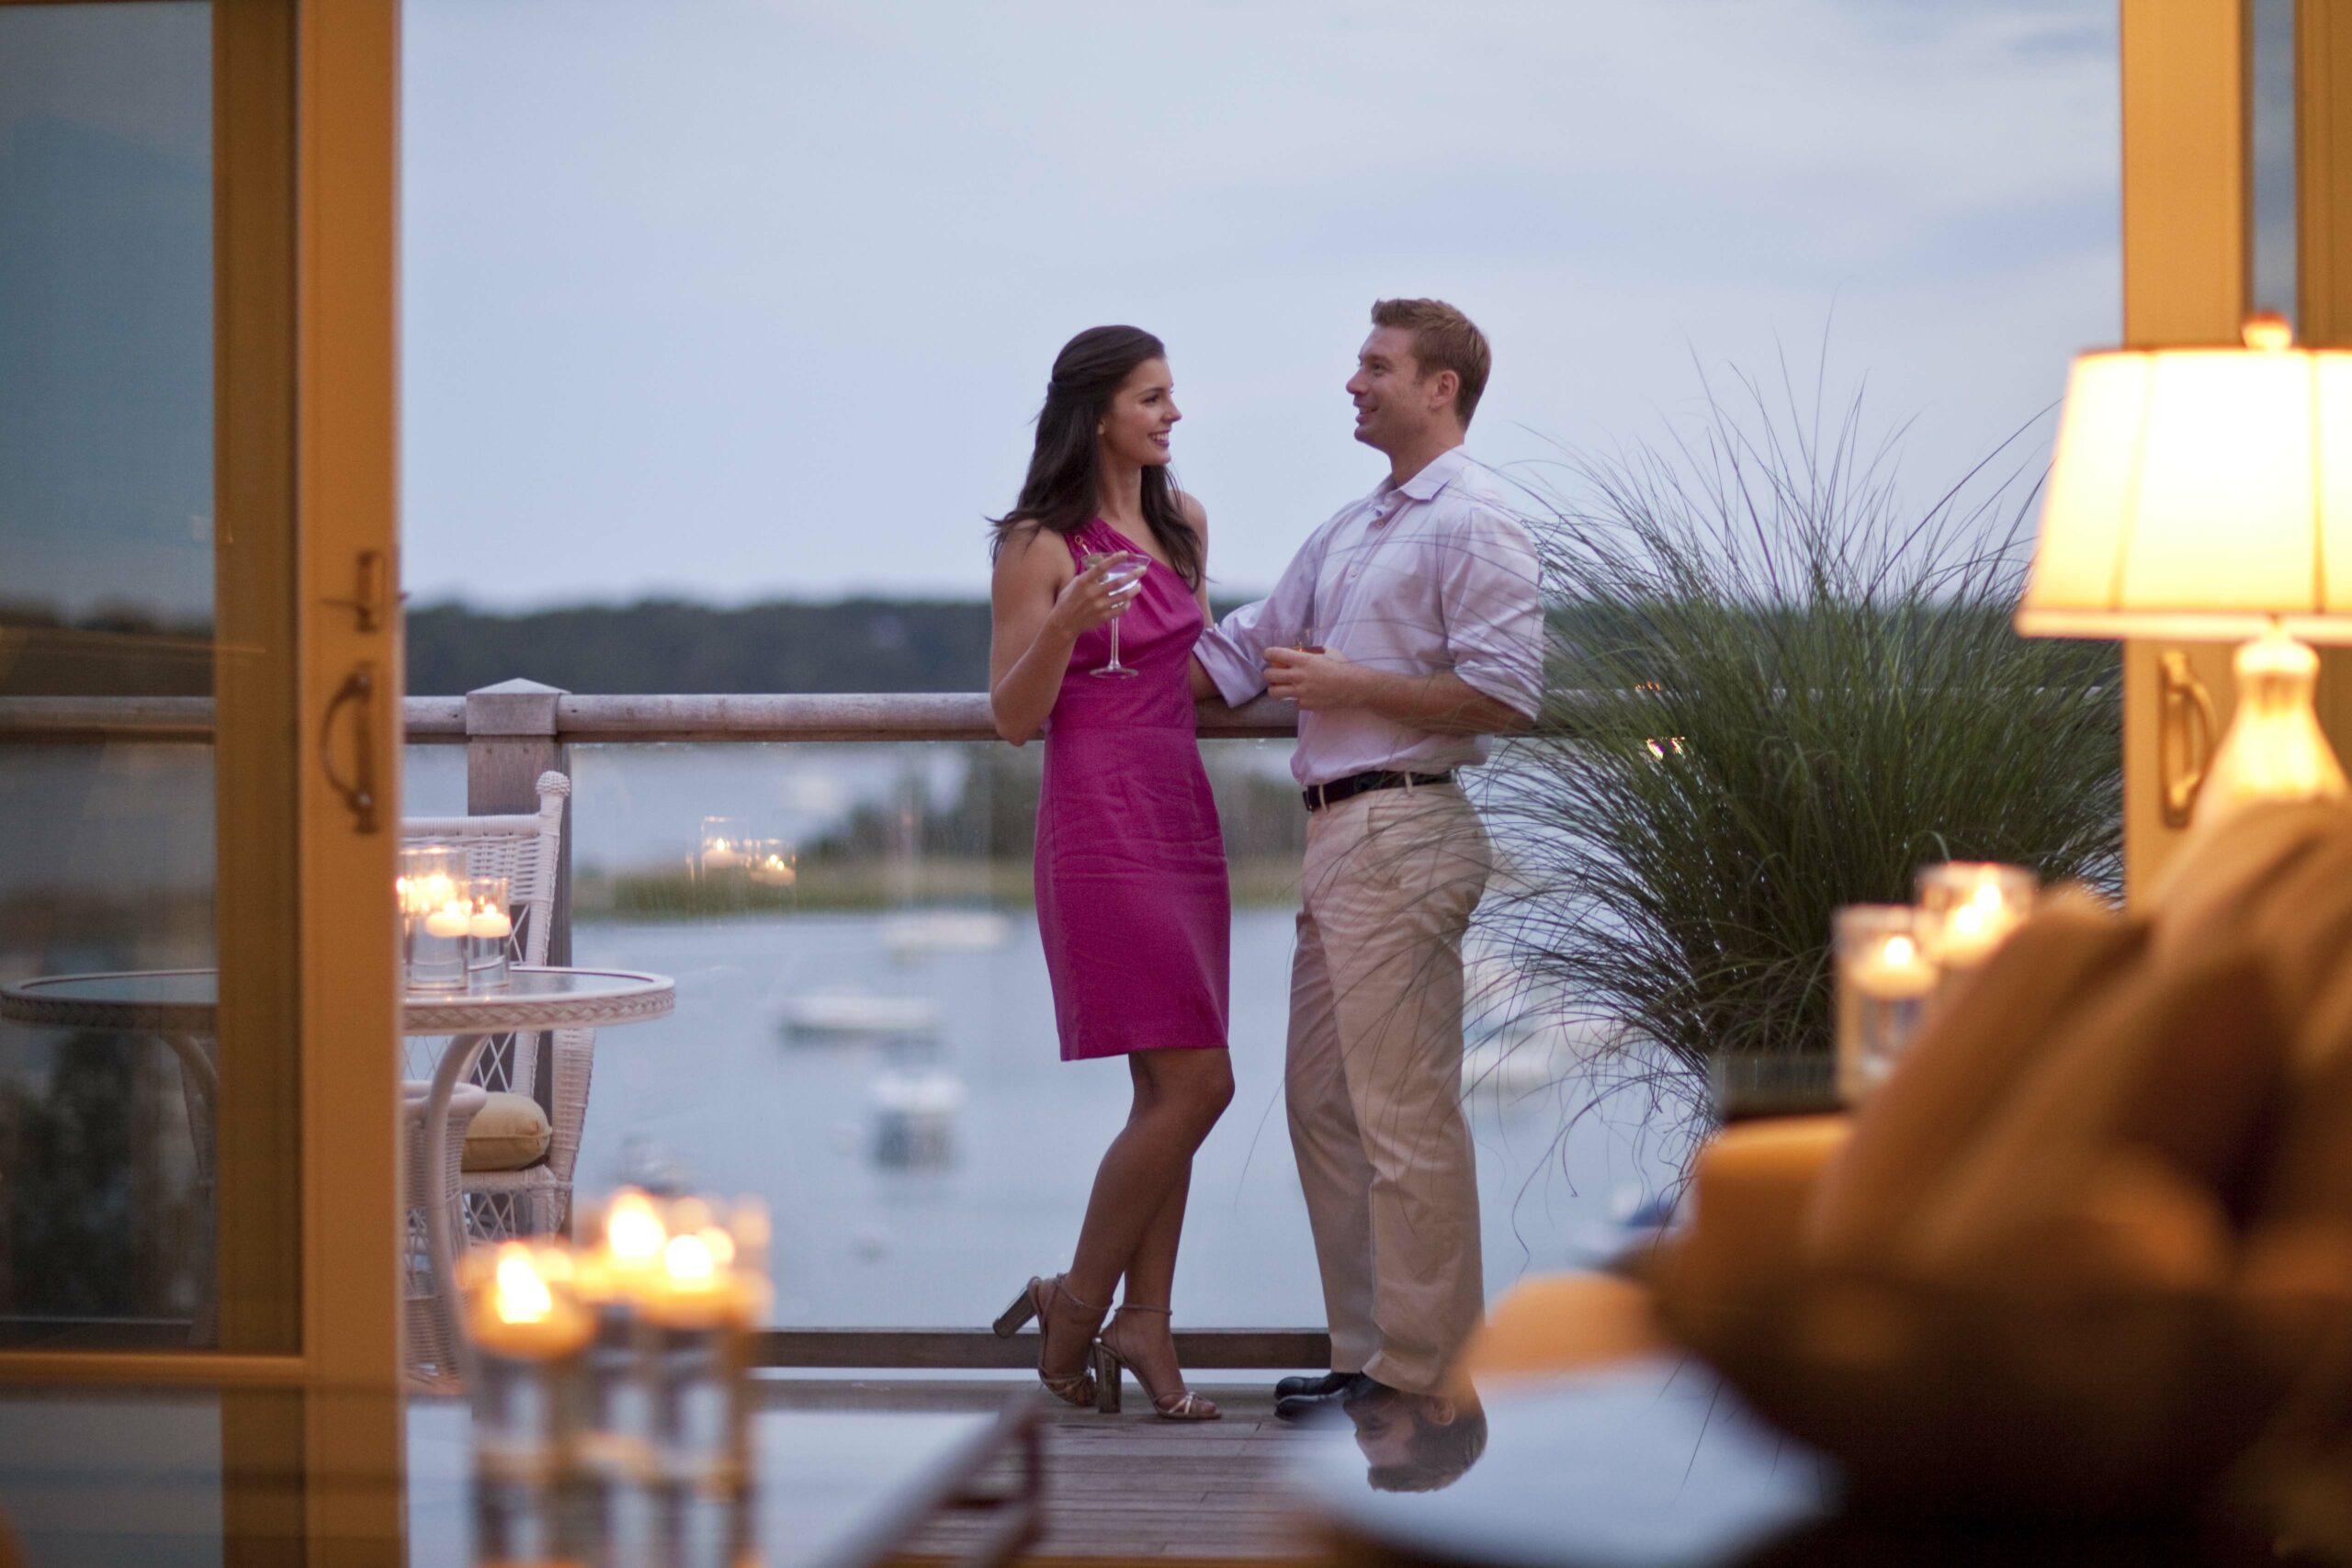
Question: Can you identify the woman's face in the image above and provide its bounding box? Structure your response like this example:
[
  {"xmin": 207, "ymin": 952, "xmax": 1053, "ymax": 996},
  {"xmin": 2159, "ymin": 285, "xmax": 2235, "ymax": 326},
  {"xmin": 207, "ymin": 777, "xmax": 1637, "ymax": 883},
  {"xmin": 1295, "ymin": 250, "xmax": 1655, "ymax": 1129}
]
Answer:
[{"xmin": 1098, "ymin": 357, "xmax": 1180, "ymax": 468}]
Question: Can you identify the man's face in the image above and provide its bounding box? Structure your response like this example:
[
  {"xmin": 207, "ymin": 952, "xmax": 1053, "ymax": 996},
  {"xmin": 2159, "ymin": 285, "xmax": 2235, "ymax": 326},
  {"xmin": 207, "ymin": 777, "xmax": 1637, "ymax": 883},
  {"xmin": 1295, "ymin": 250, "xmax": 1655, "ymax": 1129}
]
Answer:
[
  {"xmin": 1345, "ymin": 325, "xmax": 1445, "ymax": 455},
  {"xmin": 1348, "ymin": 1388, "xmax": 1458, "ymax": 1474}
]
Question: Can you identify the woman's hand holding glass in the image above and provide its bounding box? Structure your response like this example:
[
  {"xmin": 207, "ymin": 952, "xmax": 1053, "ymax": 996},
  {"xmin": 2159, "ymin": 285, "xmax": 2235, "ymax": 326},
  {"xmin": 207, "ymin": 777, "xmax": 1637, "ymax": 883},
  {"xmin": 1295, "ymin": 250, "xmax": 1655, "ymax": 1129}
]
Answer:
[{"xmin": 1071, "ymin": 551, "xmax": 1148, "ymax": 678}]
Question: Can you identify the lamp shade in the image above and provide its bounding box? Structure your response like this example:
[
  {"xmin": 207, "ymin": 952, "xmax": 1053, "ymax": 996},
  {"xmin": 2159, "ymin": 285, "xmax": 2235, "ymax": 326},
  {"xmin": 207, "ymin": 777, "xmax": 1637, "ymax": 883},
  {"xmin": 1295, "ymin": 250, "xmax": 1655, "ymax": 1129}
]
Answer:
[{"xmin": 2016, "ymin": 335, "xmax": 2352, "ymax": 642}]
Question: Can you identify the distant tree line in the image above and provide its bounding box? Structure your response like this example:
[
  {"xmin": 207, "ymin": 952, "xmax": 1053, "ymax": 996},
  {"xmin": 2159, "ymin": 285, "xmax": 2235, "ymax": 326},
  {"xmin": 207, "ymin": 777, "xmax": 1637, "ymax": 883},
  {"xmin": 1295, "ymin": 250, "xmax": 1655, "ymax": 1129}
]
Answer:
[{"xmin": 406, "ymin": 597, "xmax": 1254, "ymax": 696}]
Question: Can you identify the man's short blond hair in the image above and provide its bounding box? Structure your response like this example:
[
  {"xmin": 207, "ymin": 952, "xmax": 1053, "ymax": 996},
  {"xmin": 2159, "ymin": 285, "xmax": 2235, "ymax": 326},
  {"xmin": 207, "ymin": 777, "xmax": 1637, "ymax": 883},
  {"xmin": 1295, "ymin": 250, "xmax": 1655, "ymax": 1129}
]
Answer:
[{"xmin": 1371, "ymin": 298, "xmax": 1491, "ymax": 427}]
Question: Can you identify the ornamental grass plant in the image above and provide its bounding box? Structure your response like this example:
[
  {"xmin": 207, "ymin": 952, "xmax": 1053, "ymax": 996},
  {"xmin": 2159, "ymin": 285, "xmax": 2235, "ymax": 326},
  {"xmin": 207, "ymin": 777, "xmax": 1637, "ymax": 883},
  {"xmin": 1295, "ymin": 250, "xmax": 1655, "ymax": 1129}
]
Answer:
[{"xmin": 1468, "ymin": 363, "xmax": 2120, "ymax": 1128}]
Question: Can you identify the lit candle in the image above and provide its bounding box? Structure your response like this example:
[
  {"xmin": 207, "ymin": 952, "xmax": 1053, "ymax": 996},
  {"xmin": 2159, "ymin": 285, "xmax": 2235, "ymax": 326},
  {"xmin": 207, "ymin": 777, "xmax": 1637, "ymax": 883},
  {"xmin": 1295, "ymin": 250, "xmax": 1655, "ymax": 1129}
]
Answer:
[
  {"xmin": 1935, "ymin": 891, "xmax": 2007, "ymax": 966},
  {"xmin": 466, "ymin": 1242, "xmax": 592, "ymax": 1359},
  {"xmin": 1916, "ymin": 862, "xmax": 2037, "ymax": 970},
  {"xmin": 1850, "ymin": 931, "xmax": 1937, "ymax": 1001},
  {"xmin": 1835, "ymin": 905, "xmax": 1939, "ymax": 1105},
  {"xmin": 425, "ymin": 898, "xmax": 472, "ymax": 940},
  {"xmin": 469, "ymin": 902, "xmax": 514, "ymax": 941},
  {"xmin": 701, "ymin": 837, "xmax": 740, "ymax": 871},
  {"xmin": 604, "ymin": 1189, "xmax": 669, "ymax": 1281},
  {"xmin": 638, "ymin": 1231, "xmax": 751, "ymax": 1325}
]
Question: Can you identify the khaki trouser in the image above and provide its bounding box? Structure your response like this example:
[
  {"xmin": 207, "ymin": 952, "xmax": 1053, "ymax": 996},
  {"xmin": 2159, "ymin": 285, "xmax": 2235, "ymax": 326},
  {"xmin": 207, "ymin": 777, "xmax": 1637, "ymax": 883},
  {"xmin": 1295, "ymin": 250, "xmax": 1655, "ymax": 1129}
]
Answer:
[{"xmin": 1287, "ymin": 781, "xmax": 1490, "ymax": 1395}]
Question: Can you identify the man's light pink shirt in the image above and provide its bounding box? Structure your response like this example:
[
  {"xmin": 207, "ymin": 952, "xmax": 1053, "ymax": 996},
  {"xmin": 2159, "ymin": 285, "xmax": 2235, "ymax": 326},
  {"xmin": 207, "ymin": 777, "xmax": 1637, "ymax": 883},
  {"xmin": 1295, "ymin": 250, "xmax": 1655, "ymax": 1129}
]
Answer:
[{"xmin": 1193, "ymin": 446, "xmax": 1544, "ymax": 788}]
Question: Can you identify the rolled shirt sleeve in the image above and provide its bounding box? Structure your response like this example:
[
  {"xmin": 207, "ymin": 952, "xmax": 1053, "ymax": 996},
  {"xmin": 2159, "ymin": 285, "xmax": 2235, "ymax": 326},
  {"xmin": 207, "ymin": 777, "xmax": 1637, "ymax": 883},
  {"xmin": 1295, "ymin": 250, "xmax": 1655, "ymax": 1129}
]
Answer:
[
  {"xmin": 1193, "ymin": 599, "xmax": 1273, "ymax": 706},
  {"xmin": 1193, "ymin": 529, "xmax": 1329, "ymax": 707},
  {"xmin": 1438, "ymin": 507, "xmax": 1544, "ymax": 724}
]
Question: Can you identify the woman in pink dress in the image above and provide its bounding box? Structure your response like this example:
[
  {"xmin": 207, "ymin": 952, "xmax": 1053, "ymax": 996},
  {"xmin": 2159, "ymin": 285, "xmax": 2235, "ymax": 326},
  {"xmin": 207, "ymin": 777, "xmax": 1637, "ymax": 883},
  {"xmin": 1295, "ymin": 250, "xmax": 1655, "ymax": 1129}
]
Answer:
[{"xmin": 985, "ymin": 326, "xmax": 1232, "ymax": 1421}]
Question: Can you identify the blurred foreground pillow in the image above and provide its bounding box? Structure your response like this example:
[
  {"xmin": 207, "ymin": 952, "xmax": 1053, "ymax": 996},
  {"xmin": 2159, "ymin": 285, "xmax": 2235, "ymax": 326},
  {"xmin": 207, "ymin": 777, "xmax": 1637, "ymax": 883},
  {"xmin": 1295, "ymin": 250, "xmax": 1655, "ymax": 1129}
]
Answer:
[
  {"xmin": 2145, "ymin": 799, "xmax": 2350, "ymax": 967},
  {"xmin": 1905, "ymin": 944, "xmax": 2285, "ymax": 1284},
  {"xmin": 1807, "ymin": 893, "xmax": 2144, "ymax": 1269},
  {"xmin": 1657, "ymin": 942, "xmax": 2293, "ymax": 1519}
]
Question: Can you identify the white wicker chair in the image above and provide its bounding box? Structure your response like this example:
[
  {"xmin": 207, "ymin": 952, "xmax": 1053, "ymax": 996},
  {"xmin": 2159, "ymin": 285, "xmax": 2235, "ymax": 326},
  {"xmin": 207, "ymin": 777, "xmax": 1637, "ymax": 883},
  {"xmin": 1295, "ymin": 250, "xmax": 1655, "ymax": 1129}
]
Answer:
[{"xmin": 401, "ymin": 770, "xmax": 594, "ymax": 1242}]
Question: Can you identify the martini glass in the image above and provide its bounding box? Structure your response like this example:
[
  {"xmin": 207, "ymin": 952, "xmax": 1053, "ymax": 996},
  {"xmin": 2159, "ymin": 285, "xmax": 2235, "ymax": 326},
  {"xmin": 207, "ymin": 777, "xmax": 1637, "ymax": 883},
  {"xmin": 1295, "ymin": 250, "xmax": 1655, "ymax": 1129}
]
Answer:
[{"xmin": 1082, "ymin": 552, "xmax": 1148, "ymax": 679}]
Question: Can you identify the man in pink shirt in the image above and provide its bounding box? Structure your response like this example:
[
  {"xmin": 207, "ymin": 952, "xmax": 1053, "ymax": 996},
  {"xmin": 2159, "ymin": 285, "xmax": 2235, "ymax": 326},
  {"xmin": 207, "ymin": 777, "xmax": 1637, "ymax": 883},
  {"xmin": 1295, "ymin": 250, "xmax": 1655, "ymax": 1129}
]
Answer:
[{"xmin": 1193, "ymin": 299, "xmax": 1543, "ymax": 1429}]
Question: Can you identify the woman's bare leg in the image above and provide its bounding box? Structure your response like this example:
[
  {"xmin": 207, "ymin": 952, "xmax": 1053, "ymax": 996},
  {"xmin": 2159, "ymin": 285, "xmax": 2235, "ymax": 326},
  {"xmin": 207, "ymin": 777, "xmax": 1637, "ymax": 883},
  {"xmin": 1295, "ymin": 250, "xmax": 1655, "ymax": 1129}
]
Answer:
[
  {"xmin": 1062, "ymin": 1050, "xmax": 1228, "ymax": 1399},
  {"xmin": 1121, "ymin": 1153, "xmax": 1192, "ymax": 1311},
  {"xmin": 1066, "ymin": 1049, "xmax": 1232, "ymax": 1305}
]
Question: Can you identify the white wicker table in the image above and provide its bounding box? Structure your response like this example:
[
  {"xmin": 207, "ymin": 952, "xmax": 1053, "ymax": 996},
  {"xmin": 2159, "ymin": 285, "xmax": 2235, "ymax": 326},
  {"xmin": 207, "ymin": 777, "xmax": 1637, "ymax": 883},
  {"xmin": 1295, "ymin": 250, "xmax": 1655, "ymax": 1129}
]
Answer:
[{"xmin": 0, "ymin": 965, "xmax": 673, "ymax": 1379}]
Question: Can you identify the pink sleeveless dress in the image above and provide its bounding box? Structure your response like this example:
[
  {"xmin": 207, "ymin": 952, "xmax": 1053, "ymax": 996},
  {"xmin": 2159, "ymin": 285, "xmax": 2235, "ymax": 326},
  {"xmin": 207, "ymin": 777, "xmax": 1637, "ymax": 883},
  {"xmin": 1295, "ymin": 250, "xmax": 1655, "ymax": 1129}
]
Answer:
[{"xmin": 1035, "ymin": 520, "xmax": 1232, "ymax": 1060}]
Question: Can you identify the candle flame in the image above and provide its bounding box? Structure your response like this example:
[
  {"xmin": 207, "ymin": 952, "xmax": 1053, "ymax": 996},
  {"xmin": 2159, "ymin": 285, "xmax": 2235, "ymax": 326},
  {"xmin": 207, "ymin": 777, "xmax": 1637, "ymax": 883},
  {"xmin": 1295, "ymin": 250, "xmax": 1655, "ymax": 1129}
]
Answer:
[
  {"xmin": 664, "ymin": 1232, "xmax": 718, "ymax": 1283},
  {"xmin": 492, "ymin": 1244, "xmax": 553, "ymax": 1324},
  {"xmin": 606, "ymin": 1190, "xmax": 667, "ymax": 1264},
  {"xmin": 1883, "ymin": 934, "xmax": 1918, "ymax": 966}
]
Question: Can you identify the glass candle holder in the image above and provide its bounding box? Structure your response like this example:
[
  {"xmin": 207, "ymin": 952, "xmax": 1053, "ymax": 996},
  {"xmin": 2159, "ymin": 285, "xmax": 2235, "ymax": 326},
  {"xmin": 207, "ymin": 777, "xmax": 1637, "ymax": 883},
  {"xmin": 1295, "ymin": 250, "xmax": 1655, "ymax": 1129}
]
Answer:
[
  {"xmin": 399, "ymin": 843, "xmax": 469, "ymax": 992},
  {"xmin": 696, "ymin": 817, "xmax": 746, "ymax": 882},
  {"xmin": 1835, "ymin": 904, "xmax": 1939, "ymax": 1104},
  {"xmin": 461, "ymin": 1242, "xmax": 594, "ymax": 1488},
  {"xmin": 639, "ymin": 1228, "xmax": 753, "ymax": 1495},
  {"xmin": 743, "ymin": 838, "xmax": 797, "ymax": 893},
  {"xmin": 467, "ymin": 873, "xmax": 514, "ymax": 992},
  {"xmin": 1915, "ymin": 862, "xmax": 2038, "ymax": 979},
  {"xmin": 572, "ymin": 1190, "xmax": 670, "ymax": 1483}
]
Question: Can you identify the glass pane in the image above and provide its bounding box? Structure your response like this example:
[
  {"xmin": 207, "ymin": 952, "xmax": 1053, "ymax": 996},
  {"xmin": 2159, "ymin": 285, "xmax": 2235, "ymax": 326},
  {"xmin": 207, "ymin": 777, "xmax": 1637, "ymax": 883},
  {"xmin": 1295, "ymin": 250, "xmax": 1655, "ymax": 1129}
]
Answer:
[
  {"xmin": 400, "ymin": 739, "xmax": 1687, "ymax": 1329},
  {"xmin": 0, "ymin": 2, "xmax": 298, "ymax": 1354},
  {"xmin": 2252, "ymin": 0, "xmax": 2298, "ymax": 323}
]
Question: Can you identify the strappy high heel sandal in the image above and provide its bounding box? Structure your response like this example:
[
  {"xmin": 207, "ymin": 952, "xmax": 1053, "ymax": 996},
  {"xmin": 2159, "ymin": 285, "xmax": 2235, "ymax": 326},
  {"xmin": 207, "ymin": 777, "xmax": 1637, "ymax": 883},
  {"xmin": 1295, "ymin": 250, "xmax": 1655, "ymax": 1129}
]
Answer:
[
  {"xmin": 992, "ymin": 1272, "xmax": 1104, "ymax": 1408},
  {"xmin": 1092, "ymin": 1303, "xmax": 1220, "ymax": 1420}
]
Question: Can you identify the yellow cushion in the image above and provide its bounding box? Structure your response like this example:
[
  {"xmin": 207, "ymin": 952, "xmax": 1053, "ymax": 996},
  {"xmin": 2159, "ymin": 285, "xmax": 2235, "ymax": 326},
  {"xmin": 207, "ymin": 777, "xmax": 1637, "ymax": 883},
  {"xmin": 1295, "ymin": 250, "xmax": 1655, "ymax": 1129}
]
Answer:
[
  {"xmin": 1807, "ymin": 897, "xmax": 2146, "ymax": 1268},
  {"xmin": 461, "ymin": 1090, "xmax": 550, "ymax": 1172}
]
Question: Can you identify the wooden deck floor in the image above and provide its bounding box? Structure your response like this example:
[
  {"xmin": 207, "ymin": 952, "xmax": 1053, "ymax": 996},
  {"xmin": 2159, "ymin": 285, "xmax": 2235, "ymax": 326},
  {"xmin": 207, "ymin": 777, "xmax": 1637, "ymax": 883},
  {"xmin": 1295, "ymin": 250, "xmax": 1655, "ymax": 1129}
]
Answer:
[{"xmin": 759, "ymin": 1377, "xmax": 1334, "ymax": 1564}]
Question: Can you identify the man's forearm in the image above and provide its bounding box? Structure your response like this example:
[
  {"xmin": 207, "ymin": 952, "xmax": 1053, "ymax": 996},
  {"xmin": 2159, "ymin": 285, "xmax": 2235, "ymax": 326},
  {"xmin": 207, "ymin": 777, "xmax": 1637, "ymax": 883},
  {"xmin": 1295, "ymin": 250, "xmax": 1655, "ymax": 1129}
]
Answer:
[{"xmin": 1352, "ymin": 668, "xmax": 1530, "ymax": 735}]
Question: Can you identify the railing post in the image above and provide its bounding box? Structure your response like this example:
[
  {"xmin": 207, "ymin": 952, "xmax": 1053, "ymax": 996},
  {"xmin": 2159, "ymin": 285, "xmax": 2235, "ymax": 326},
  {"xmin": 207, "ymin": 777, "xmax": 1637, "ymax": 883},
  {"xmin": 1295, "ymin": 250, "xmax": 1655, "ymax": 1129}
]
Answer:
[{"xmin": 465, "ymin": 679, "xmax": 573, "ymax": 1112}]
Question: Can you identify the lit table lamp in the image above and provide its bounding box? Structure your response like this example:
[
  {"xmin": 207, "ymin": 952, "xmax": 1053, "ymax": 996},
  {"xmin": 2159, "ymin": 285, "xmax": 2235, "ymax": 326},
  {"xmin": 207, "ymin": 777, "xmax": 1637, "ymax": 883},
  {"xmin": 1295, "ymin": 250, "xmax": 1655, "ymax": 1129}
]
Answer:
[{"xmin": 2017, "ymin": 314, "xmax": 2352, "ymax": 826}]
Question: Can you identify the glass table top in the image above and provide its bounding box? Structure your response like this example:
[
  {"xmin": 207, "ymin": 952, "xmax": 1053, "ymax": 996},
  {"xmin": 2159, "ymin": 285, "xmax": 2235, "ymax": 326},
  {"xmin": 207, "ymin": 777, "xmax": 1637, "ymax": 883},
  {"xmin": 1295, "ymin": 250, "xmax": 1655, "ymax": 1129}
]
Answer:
[
  {"xmin": 1291, "ymin": 1356, "xmax": 2287, "ymax": 1566},
  {"xmin": 0, "ymin": 1386, "xmax": 1023, "ymax": 1568},
  {"xmin": 1292, "ymin": 1357, "xmax": 1831, "ymax": 1567},
  {"xmin": 0, "ymin": 965, "xmax": 673, "ymax": 1031}
]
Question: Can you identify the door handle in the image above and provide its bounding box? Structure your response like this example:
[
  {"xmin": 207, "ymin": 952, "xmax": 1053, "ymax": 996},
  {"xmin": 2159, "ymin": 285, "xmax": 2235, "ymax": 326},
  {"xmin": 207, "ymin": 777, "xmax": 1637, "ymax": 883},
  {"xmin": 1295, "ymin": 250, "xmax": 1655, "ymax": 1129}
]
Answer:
[
  {"xmin": 321, "ymin": 662, "xmax": 379, "ymax": 833},
  {"xmin": 322, "ymin": 549, "xmax": 395, "ymax": 632},
  {"xmin": 2158, "ymin": 650, "xmax": 2218, "ymax": 828}
]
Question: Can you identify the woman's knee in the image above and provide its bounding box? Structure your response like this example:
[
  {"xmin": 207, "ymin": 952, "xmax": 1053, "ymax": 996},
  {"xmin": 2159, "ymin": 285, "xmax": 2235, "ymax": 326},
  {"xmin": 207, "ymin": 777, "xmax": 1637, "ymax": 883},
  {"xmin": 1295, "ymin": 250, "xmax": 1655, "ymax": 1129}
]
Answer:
[
  {"xmin": 1146, "ymin": 1050, "xmax": 1233, "ymax": 1128},
  {"xmin": 1186, "ymin": 1054, "xmax": 1236, "ymax": 1124}
]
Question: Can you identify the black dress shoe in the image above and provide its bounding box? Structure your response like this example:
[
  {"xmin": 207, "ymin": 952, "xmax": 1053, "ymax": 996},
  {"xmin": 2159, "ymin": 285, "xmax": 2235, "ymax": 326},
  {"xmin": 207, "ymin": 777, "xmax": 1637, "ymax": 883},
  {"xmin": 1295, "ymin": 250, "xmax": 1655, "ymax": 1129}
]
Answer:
[
  {"xmin": 1274, "ymin": 1371, "xmax": 1366, "ymax": 1420},
  {"xmin": 1274, "ymin": 1370, "xmax": 1356, "ymax": 1401}
]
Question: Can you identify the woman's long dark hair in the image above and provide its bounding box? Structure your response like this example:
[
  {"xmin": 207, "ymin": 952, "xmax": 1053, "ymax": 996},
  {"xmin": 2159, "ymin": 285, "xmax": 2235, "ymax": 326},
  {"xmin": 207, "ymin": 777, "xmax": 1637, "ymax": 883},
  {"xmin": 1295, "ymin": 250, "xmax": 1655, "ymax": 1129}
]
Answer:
[{"xmin": 989, "ymin": 325, "xmax": 1204, "ymax": 589}]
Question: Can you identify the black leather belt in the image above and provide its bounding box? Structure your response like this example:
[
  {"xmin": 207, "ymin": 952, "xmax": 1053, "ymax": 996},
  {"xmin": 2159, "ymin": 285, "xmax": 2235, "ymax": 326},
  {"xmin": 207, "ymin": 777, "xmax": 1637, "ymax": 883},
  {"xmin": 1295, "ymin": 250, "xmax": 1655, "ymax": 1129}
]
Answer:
[{"xmin": 1302, "ymin": 769, "xmax": 1455, "ymax": 812}]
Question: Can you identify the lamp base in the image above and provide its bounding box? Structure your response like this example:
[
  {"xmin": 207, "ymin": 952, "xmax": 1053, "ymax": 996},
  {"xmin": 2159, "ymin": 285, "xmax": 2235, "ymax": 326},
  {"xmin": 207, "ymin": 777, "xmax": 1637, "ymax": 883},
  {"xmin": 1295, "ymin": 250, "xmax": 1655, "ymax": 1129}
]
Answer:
[{"xmin": 2191, "ymin": 629, "xmax": 2352, "ymax": 825}]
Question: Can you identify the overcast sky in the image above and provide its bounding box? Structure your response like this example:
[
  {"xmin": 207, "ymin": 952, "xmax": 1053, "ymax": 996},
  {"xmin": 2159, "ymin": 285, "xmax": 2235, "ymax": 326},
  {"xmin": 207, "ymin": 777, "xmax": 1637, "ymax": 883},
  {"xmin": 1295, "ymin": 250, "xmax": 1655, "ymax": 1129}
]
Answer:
[{"xmin": 399, "ymin": 0, "xmax": 2123, "ymax": 607}]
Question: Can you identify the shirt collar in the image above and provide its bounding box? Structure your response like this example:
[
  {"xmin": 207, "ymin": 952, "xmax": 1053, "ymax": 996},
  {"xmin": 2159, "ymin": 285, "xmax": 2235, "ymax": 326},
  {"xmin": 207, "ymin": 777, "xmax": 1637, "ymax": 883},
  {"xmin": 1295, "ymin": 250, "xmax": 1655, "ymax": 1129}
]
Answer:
[{"xmin": 1375, "ymin": 446, "xmax": 1472, "ymax": 507}]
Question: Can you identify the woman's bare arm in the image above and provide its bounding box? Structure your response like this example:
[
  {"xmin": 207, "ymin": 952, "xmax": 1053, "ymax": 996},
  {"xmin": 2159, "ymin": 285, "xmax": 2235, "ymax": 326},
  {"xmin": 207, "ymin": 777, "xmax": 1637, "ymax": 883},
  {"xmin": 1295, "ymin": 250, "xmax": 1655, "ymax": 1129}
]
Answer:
[{"xmin": 989, "ymin": 527, "xmax": 1136, "ymax": 745}]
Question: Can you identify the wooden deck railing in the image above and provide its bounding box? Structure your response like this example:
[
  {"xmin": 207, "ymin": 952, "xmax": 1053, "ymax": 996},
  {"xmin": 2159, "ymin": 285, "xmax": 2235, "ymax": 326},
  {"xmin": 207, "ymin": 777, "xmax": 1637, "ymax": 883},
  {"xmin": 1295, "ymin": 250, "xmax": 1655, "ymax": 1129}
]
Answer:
[{"xmin": 0, "ymin": 685, "xmax": 1304, "ymax": 743}]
